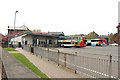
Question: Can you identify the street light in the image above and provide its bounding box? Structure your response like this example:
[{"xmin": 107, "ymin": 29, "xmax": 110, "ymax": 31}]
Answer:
[
  {"xmin": 8, "ymin": 26, "xmax": 10, "ymax": 47},
  {"xmin": 13, "ymin": 10, "xmax": 18, "ymax": 47}
]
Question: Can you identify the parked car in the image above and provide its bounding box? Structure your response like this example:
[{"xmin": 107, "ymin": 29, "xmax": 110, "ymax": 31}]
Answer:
[{"xmin": 109, "ymin": 43, "xmax": 118, "ymax": 46}]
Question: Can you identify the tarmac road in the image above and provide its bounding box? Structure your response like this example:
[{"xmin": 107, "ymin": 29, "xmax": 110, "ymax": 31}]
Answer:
[
  {"xmin": 55, "ymin": 46, "xmax": 118, "ymax": 60},
  {"xmin": 37, "ymin": 46, "xmax": 118, "ymax": 78},
  {"xmin": 51, "ymin": 46, "xmax": 118, "ymax": 78}
]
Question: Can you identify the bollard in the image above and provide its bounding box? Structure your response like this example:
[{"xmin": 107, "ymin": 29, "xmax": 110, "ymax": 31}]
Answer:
[{"xmin": 57, "ymin": 50, "xmax": 60, "ymax": 66}]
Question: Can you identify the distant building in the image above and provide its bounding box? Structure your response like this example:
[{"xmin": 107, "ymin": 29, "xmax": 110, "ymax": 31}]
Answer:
[
  {"xmin": 0, "ymin": 33, "xmax": 4, "ymax": 46},
  {"xmin": 22, "ymin": 32, "xmax": 62, "ymax": 47},
  {"xmin": 68, "ymin": 34, "xmax": 85, "ymax": 40},
  {"xmin": 48, "ymin": 31, "xmax": 65, "ymax": 40},
  {"xmin": 118, "ymin": 1, "xmax": 120, "ymax": 79},
  {"xmin": 117, "ymin": 23, "xmax": 120, "ymax": 44},
  {"xmin": 10, "ymin": 34, "xmax": 27, "ymax": 47},
  {"xmin": 117, "ymin": 23, "xmax": 120, "ymax": 36},
  {"xmin": 6, "ymin": 25, "xmax": 30, "ymax": 47},
  {"xmin": 8, "ymin": 25, "xmax": 30, "ymax": 37},
  {"xmin": 48, "ymin": 32, "xmax": 64, "ymax": 36},
  {"xmin": 118, "ymin": 1, "xmax": 120, "ymax": 24},
  {"xmin": 99, "ymin": 35, "xmax": 108, "ymax": 44}
]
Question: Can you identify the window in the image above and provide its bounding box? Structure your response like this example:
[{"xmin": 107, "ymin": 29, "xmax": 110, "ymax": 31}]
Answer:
[
  {"xmin": 91, "ymin": 40, "xmax": 102, "ymax": 42},
  {"xmin": 38, "ymin": 41, "xmax": 40, "ymax": 45},
  {"xmin": 49, "ymin": 40, "xmax": 52, "ymax": 44},
  {"xmin": 75, "ymin": 42, "xmax": 78, "ymax": 44},
  {"xmin": 63, "ymin": 42, "xmax": 71, "ymax": 44}
]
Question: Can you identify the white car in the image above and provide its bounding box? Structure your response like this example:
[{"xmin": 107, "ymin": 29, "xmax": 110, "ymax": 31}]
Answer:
[{"xmin": 109, "ymin": 43, "xmax": 118, "ymax": 46}]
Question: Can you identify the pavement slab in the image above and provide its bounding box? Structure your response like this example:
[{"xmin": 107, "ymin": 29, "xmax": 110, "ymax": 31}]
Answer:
[
  {"xmin": 16, "ymin": 48, "xmax": 82, "ymax": 78},
  {"xmin": 1, "ymin": 49, "xmax": 39, "ymax": 78}
]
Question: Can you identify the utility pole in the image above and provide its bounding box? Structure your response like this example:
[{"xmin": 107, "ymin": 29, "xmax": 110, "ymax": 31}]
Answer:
[
  {"xmin": 8, "ymin": 26, "xmax": 10, "ymax": 47},
  {"xmin": 13, "ymin": 11, "xmax": 18, "ymax": 48}
]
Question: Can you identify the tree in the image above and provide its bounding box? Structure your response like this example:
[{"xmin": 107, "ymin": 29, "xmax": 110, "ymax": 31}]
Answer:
[
  {"xmin": 85, "ymin": 31, "xmax": 99, "ymax": 39},
  {"xmin": 113, "ymin": 33, "xmax": 119, "ymax": 44},
  {"xmin": 108, "ymin": 33, "xmax": 114, "ymax": 44}
]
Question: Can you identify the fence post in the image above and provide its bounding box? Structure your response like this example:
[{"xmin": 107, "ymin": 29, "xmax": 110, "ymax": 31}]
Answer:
[
  {"xmin": 0, "ymin": 61, "xmax": 2, "ymax": 79},
  {"xmin": 33, "ymin": 46, "xmax": 34, "ymax": 55},
  {"xmin": 2, "ymin": 62, "xmax": 7, "ymax": 79},
  {"xmin": 74, "ymin": 52, "xmax": 77, "ymax": 74},
  {"xmin": 40, "ymin": 47, "xmax": 42, "ymax": 58},
  {"xmin": 109, "ymin": 55, "xmax": 112, "ymax": 79},
  {"xmin": 64, "ymin": 53, "xmax": 66, "ymax": 67},
  {"xmin": 48, "ymin": 47, "xmax": 49, "ymax": 61},
  {"xmin": 57, "ymin": 50, "xmax": 59, "ymax": 66},
  {"xmin": 36, "ymin": 47, "xmax": 38, "ymax": 56},
  {"xmin": 35, "ymin": 47, "xmax": 37, "ymax": 56}
]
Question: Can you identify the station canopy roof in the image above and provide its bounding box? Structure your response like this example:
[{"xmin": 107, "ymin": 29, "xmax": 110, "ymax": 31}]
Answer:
[{"xmin": 24, "ymin": 31, "xmax": 64, "ymax": 38}]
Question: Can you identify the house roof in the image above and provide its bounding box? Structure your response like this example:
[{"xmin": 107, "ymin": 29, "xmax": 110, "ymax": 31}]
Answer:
[
  {"xmin": 69, "ymin": 34, "xmax": 85, "ymax": 37},
  {"xmin": 48, "ymin": 32, "xmax": 64, "ymax": 36},
  {"xmin": 8, "ymin": 25, "xmax": 29, "ymax": 30},
  {"xmin": 2, "ymin": 32, "xmax": 24, "ymax": 41},
  {"xmin": 2, "ymin": 35, "xmax": 8, "ymax": 41},
  {"xmin": 0, "ymin": 33, "xmax": 4, "ymax": 36},
  {"xmin": 0, "ymin": 33, "xmax": 4, "ymax": 40},
  {"xmin": 32, "ymin": 32, "xmax": 48, "ymax": 34}
]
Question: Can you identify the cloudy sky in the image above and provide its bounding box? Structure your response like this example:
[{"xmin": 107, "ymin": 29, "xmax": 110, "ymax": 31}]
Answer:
[{"xmin": 0, "ymin": 0, "xmax": 119, "ymax": 35}]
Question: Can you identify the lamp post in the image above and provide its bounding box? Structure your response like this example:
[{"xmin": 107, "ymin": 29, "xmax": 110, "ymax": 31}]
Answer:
[
  {"xmin": 8, "ymin": 26, "xmax": 9, "ymax": 47},
  {"xmin": 13, "ymin": 10, "xmax": 18, "ymax": 47}
]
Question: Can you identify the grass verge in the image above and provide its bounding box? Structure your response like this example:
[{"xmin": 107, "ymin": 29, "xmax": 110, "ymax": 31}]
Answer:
[
  {"xmin": 4, "ymin": 48, "xmax": 49, "ymax": 80},
  {"xmin": 4, "ymin": 48, "xmax": 16, "ymax": 51}
]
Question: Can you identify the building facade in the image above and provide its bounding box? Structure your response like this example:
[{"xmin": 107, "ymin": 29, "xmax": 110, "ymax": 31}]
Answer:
[
  {"xmin": 8, "ymin": 25, "xmax": 29, "ymax": 36},
  {"xmin": 22, "ymin": 32, "xmax": 61, "ymax": 47},
  {"xmin": 7, "ymin": 25, "xmax": 30, "ymax": 47},
  {"xmin": 0, "ymin": 33, "xmax": 4, "ymax": 46},
  {"xmin": 117, "ymin": 24, "xmax": 120, "ymax": 79}
]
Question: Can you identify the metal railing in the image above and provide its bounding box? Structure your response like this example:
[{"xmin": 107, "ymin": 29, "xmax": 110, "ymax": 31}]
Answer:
[
  {"xmin": 23, "ymin": 45, "xmax": 118, "ymax": 79},
  {"xmin": 22, "ymin": 45, "xmax": 31, "ymax": 52}
]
